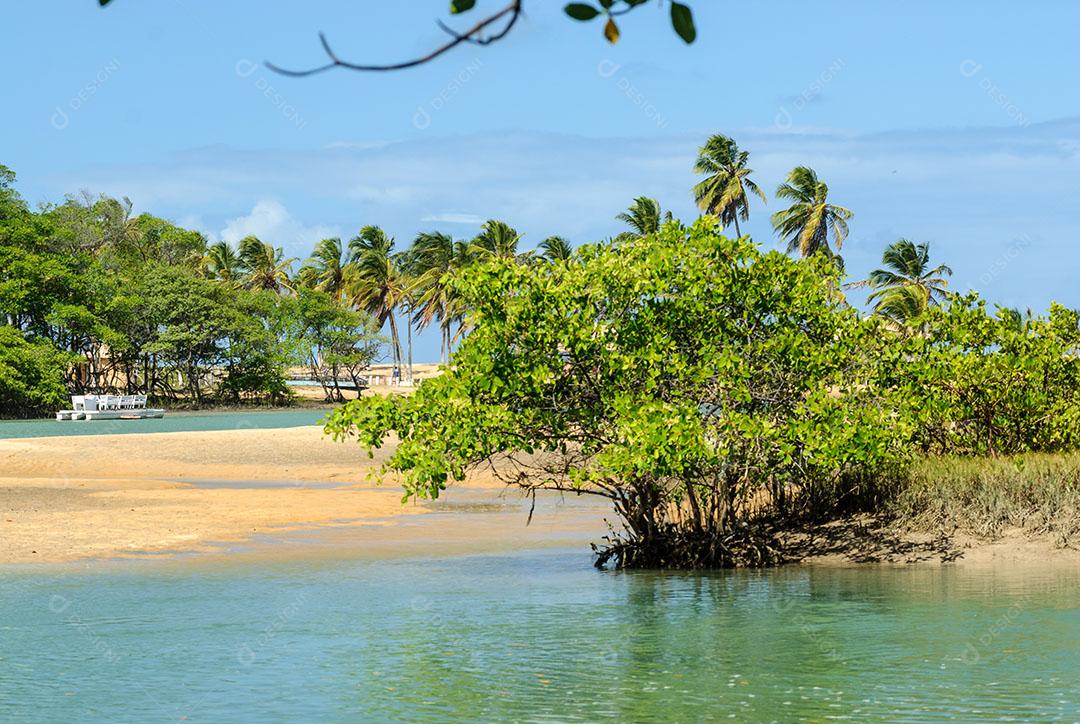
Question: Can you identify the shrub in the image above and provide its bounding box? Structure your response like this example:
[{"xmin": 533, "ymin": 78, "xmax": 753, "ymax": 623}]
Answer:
[
  {"xmin": 326, "ymin": 219, "xmax": 912, "ymax": 567},
  {"xmin": 0, "ymin": 325, "xmax": 74, "ymax": 417},
  {"xmin": 894, "ymin": 298, "xmax": 1080, "ymax": 456}
]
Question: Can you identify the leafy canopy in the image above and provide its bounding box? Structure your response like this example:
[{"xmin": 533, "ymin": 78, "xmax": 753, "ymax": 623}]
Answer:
[{"xmin": 327, "ymin": 219, "xmax": 910, "ymax": 565}]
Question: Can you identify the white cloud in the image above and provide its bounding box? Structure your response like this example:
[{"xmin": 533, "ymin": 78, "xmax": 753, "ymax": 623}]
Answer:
[
  {"xmin": 323, "ymin": 140, "xmax": 392, "ymax": 151},
  {"xmin": 420, "ymin": 213, "xmax": 485, "ymax": 224},
  {"xmin": 346, "ymin": 184, "xmax": 422, "ymax": 205},
  {"xmin": 220, "ymin": 199, "xmax": 340, "ymax": 257},
  {"xmin": 42, "ymin": 122, "xmax": 1080, "ymax": 314}
]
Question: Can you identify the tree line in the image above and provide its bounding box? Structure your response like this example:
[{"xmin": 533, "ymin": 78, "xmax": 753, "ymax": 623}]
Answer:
[
  {"xmin": 327, "ymin": 218, "xmax": 1080, "ymax": 568},
  {"xmin": 0, "ymin": 164, "xmax": 571, "ymax": 416},
  {"xmin": 0, "ymin": 132, "xmax": 967, "ymax": 417}
]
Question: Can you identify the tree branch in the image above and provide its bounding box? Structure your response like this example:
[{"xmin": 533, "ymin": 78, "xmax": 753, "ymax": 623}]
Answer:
[{"xmin": 265, "ymin": 1, "xmax": 523, "ymax": 77}]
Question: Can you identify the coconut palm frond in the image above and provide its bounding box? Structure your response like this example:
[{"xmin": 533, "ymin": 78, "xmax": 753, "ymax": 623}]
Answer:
[
  {"xmin": 771, "ymin": 166, "xmax": 853, "ymax": 260},
  {"xmin": 538, "ymin": 235, "xmax": 574, "ymax": 263},
  {"xmin": 616, "ymin": 197, "xmax": 662, "ymax": 238},
  {"xmin": 858, "ymin": 239, "xmax": 954, "ymax": 324},
  {"xmin": 470, "ymin": 219, "xmax": 524, "ymax": 261},
  {"xmin": 693, "ymin": 134, "xmax": 763, "ymax": 236}
]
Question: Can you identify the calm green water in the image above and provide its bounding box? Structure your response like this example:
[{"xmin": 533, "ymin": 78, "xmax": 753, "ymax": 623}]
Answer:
[
  {"xmin": 1, "ymin": 551, "xmax": 1077, "ymax": 722},
  {"xmin": 0, "ymin": 409, "xmax": 331, "ymax": 439}
]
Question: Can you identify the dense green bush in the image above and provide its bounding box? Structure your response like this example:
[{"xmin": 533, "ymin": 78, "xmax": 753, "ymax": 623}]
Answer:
[
  {"xmin": 327, "ymin": 219, "xmax": 913, "ymax": 567},
  {"xmin": 893, "ymin": 297, "xmax": 1080, "ymax": 456},
  {"xmin": 327, "ymin": 218, "xmax": 1080, "ymax": 567},
  {"xmin": 0, "ymin": 164, "xmax": 383, "ymax": 412},
  {"xmin": 0, "ymin": 325, "xmax": 74, "ymax": 417}
]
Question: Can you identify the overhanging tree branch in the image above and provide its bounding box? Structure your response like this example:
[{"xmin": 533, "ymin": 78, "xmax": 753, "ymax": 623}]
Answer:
[
  {"xmin": 265, "ymin": 1, "xmax": 523, "ymax": 77},
  {"xmin": 95, "ymin": 1, "xmax": 695, "ymax": 76}
]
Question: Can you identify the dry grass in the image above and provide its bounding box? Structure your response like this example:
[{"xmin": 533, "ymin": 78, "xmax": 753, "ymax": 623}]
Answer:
[{"xmin": 888, "ymin": 453, "xmax": 1080, "ymax": 546}]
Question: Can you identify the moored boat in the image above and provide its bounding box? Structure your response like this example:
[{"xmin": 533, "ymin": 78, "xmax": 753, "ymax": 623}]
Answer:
[{"xmin": 56, "ymin": 395, "xmax": 166, "ymax": 421}]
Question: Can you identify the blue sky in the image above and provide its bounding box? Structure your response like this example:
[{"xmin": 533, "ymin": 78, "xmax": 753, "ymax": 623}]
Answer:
[{"xmin": 5, "ymin": 1, "xmax": 1079, "ymax": 361}]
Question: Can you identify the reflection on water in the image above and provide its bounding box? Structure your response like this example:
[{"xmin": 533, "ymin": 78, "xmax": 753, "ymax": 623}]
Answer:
[
  {"xmin": 0, "ymin": 408, "xmax": 332, "ymax": 439},
  {"xmin": 2, "ymin": 552, "xmax": 1078, "ymax": 721}
]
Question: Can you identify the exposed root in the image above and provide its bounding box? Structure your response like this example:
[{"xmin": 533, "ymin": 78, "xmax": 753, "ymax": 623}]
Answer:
[{"xmin": 592, "ymin": 523, "xmax": 783, "ymax": 570}]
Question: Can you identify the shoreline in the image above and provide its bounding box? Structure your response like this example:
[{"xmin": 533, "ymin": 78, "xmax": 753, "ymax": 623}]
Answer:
[
  {"xmin": 0, "ymin": 361, "xmax": 443, "ymax": 422},
  {"xmin": 2, "ymin": 426, "xmax": 1077, "ymax": 568}
]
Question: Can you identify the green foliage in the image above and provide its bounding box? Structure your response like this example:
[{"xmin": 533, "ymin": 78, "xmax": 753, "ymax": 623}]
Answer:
[
  {"xmin": 669, "ymin": 2, "xmax": 695, "ymax": 43},
  {"xmin": 615, "ymin": 197, "xmax": 663, "ymax": 240},
  {"xmin": 0, "ymin": 326, "xmax": 74, "ymax": 417},
  {"xmin": 327, "ymin": 220, "xmax": 912, "ymax": 566},
  {"xmin": 403, "ymin": 231, "xmax": 473, "ymax": 362},
  {"xmin": 894, "ymin": 296, "xmax": 1080, "ymax": 457},
  {"xmin": 347, "ymin": 225, "xmax": 408, "ymax": 373},
  {"xmin": 0, "ymin": 164, "xmax": 386, "ymax": 414},
  {"xmin": 692, "ymin": 135, "xmax": 765, "ymax": 238},
  {"xmin": 771, "ymin": 166, "xmax": 853, "ymax": 259},
  {"xmin": 852, "ymin": 239, "xmax": 952, "ymax": 324},
  {"xmin": 289, "ymin": 287, "xmax": 384, "ymax": 402},
  {"xmin": 469, "ymin": 219, "xmax": 524, "ymax": 261},
  {"xmin": 562, "ymin": 1, "xmax": 693, "ymax": 45},
  {"xmin": 537, "ymin": 235, "xmax": 574, "ymax": 263}
]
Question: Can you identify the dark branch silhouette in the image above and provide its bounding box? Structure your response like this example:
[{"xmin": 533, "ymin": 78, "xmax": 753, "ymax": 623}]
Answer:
[
  {"xmin": 94, "ymin": 1, "xmax": 695, "ymax": 76},
  {"xmin": 265, "ymin": 1, "xmax": 523, "ymax": 77}
]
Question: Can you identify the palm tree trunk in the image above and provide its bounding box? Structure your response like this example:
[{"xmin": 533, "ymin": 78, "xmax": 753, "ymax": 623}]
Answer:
[
  {"xmin": 407, "ymin": 321, "xmax": 414, "ymax": 384},
  {"xmin": 733, "ymin": 217, "xmax": 741, "ymax": 238},
  {"xmin": 386, "ymin": 312, "xmax": 403, "ymax": 378}
]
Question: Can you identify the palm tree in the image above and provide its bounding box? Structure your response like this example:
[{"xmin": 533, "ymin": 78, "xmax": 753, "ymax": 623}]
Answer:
[
  {"xmin": 470, "ymin": 219, "xmax": 527, "ymax": 261},
  {"xmin": 692, "ymin": 134, "xmax": 766, "ymax": 237},
  {"xmin": 237, "ymin": 235, "xmax": 297, "ymax": 293},
  {"xmin": 770, "ymin": 166, "xmax": 853, "ymax": 260},
  {"xmin": 407, "ymin": 231, "xmax": 472, "ymax": 363},
  {"xmin": 204, "ymin": 241, "xmax": 243, "ymax": 286},
  {"xmin": 300, "ymin": 237, "xmax": 349, "ymax": 301},
  {"xmin": 348, "ymin": 225, "xmax": 409, "ymax": 378},
  {"xmin": 615, "ymin": 197, "xmax": 663, "ymax": 239},
  {"xmin": 872, "ymin": 285, "xmax": 929, "ymax": 326},
  {"xmin": 853, "ymin": 239, "xmax": 952, "ymax": 323},
  {"xmin": 538, "ymin": 235, "xmax": 574, "ymax": 263}
]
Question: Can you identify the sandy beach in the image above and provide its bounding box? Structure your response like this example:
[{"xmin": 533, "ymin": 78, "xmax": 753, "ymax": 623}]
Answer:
[
  {"xmin": 0, "ymin": 425, "xmax": 516, "ymax": 565},
  {"xmin": 3, "ymin": 424, "xmax": 1077, "ymax": 567}
]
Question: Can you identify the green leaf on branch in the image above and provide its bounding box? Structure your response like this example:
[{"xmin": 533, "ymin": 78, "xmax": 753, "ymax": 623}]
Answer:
[
  {"xmin": 564, "ymin": 3, "xmax": 601, "ymax": 21},
  {"xmin": 670, "ymin": 2, "xmax": 696, "ymax": 44}
]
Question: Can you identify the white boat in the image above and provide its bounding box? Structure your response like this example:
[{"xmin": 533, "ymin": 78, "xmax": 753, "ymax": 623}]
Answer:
[{"xmin": 56, "ymin": 394, "xmax": 166, "ymax": 421}]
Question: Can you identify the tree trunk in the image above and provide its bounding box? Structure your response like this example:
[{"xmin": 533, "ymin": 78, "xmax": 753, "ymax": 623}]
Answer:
[
  {"xmin": 407, "ymin": 321, "xmax": 414, "ymax": 384},
  {"xmin": 387, "ymin": 312, "xmax": 403, "ymax": 377},
  {"xmin": 331, "ymin": 362, "xmax": 344, "ymax": 402}
]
